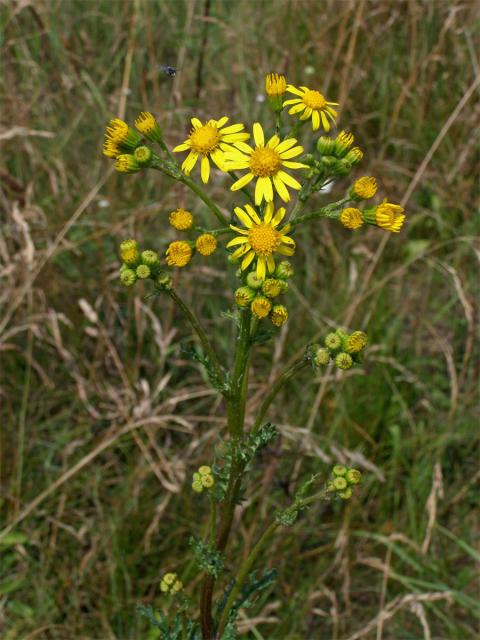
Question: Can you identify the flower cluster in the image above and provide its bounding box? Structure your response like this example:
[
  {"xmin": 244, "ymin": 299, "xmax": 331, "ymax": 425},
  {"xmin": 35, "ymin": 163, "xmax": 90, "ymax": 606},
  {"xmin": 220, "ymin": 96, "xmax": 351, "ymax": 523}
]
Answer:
[
  {"xmin": 309, "ymin": 329, "xmax": 368, "ymax": 371},
  {"xmin": 340, "ymin": 199, "xmax": 406, "ymax": 233},
  {"xmin": 234, "ymin": 260, "xmax": 293, "ymax": 325},
  {"xmin": 192, "ymin": 466, "xmax": 215, "ymax": 493},
  {"xmin": 160, "ymin": 572, "xmax": 183, "ymax": 594},
  {"xmin": 165, "ymin": 208, "xmax": 218, "ymax": 268},
  {"xmin": 118, "ymin": 239, "xmax": 169, "ymax": 288},
  {"xmin": 326, "ymin": 465, "xmax": 362, "ymax": 500}
]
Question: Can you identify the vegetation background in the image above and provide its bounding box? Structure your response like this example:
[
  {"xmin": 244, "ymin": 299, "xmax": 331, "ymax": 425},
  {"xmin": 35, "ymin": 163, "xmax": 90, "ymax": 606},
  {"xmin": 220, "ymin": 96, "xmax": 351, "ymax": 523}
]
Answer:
[{"xmin": 1, "ymin": 0, "xmax": 479, "ymax": 638}]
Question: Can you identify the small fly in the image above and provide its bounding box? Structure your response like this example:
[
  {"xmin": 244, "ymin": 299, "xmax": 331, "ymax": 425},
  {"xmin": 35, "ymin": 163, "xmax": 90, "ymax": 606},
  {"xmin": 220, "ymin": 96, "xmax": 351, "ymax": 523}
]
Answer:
[{"xmin": 160, "ymin": 64, "xmax": 179, "ymax": 77}]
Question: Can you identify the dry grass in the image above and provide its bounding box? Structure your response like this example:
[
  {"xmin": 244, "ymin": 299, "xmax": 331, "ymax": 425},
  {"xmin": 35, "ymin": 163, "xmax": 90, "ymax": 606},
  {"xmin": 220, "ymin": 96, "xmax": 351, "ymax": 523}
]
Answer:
[{"xmin": 1, "ymin": 0, "xmax": 479, "ymax": 638}]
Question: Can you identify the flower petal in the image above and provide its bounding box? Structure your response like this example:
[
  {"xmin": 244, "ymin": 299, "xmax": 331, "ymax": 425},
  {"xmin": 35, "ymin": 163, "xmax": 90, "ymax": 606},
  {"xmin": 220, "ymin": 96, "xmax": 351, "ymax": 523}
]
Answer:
[
  {"xmin": 229, "ymin": 225, "xmax": 249, "ymax": 235},
  {"xmin": 231, "ymin": 141, "xmax": 254, "ymax": 154},
  {"xmin": 256, "ymin": 256, "xmax": 266, "ymax": 280},
  {"xmin": 276, "ymin": 138, "xmax": 298, "ymax": 153},
  {"xmin": 172, "ymin": 141, "xmax": 190, "ymax": 152},
  {"xmin": 216, "ymin": 116, "xmax": 229, "ymax": 128},
  {"xmin": 241, "ymin": 250, "xmax": 255, "ymax": 270},
  {"xmin": 311, "ymin": 110, "xmax": 320, "ymax": 130},
  {"xmin": 277, "ymin": 245, "xmax": 295, "ymax": 256},
  {"xmin": 201, "ymin": 156, "xmax": 210, "ymax": 183},
  {"xmin": 267, "ymin": 254, "xmax": 275, "ymax": 273},
  {"xmin": 220, "ymin": 123, "xmax": 245, "ymax": 134},
  {"xmin": 210, "ymin": 149, "xmax": 226, "ymax": 170},
  {"xmin": 282, "ymin": 160, "xmax": 308, "ymax": 169},
  {"xmin": 267, "ymin": 135, "xmax": 280, "ymax": 149},
  {"xmin": 182, "ymin": 151, "xmax": 198, "ymax": 174},
  {"xmin": 272, "ymin": 206, "xmax": 287, "ymax": 226},
  {"xmin": 277, "ymin": 170, "xmax": 302, "ymax": 190},
  {"xmin": 244, "ymin": 204, "xmax": 262, "ymax": 224},
  {"xmin": 286, "ymin": 85, "xmax": 305, "ymax": 96},
  {"xmin": 279, "ymin": 145, "xmax": 304, "ymax": 159},
  {"xmin": 191, "ymin": 117, "xmax": 202, "ymax": 129},
  {"xmin": 222, "ymin": 133, "xmax": 250, "ymax": 143},
  {"xmin": 273, "ymin": 175, "xmax": 291, "ymax": 202},
  {"xmin": 226, "ymin": 236, "xmax": 249, "ymax": 248},
  {"xmin": 234, "ymin": 206, "xmax": 254, "ymax": 227},
  {"xmin": 264, "ymin": 201, "xmax": 274, "ymax": 223},
  {"xmin": 282, "ymin": 98, "xmax": 302, "ymax": 106},
  {"xmin": 259, "ymin": 176, "xmax": 273, "ymax": 202},
  {"xmin": 254, "ymin": 178, "xmax": 264, "ymax": 205},
  {"xmin": 232, "ymin": 244, "xmax": 252, "ymax": 259},
  {"xmin": 253, "ymin": 122, "xmax": 264, "ymax": 147},
  {"xmin": 231, "ymin": 173, "xmax": 255, "ymax": 192},
  {"xmin": 288, "ymin": 103, "xmax": 306, "ymax": 115},
  {"xmin": 321, "ymin": 111, "xmax": 331, "ymax": 131},
  {"xmin": 300, "ymin": 106, "xmax": 312, "ymax": 120}
]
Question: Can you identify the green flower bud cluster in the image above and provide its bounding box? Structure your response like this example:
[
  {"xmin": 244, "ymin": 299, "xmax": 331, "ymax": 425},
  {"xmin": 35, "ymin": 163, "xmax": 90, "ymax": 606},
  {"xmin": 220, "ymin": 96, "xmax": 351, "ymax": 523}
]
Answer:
[
  {"xmin": 308, "ymin": 329, "xmax": 368, "ymax": 371},
  {"xmin": 312, "ymin": 130, "xmax": 363, "ymax": 180},
  {"xmin": 160, "ymin": 572, "xmax": 183, "ymax": 594},
  {"xmin": 327, "ymin": 464, "xmax": 362, "ymax": 500},
  {"xmin": 234, "ymin": 261, "xmax": 294, "ymax": 326},
  {"xmin": 119, "ymin": 239, "xmax": 172, "ymax": 290},
  {"xmin": 192, "ymin": 466, "xmax": 215, "ymax": 493}
]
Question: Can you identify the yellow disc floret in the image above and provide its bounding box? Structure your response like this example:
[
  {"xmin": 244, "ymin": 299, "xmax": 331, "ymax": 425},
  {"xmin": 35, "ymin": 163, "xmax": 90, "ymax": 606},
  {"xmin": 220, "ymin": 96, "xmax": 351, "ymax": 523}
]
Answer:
[
  {"xmin": 352, "ymin": 176, "xmax": 377, "ymax": 199},
  {"xmin": 373, "ymin": 200, "xmax": 406, "ymax": 232},
  {"xmin": 249, "ymin": 147, "xmax": 283, "ymax": 177},
  {"xmin": 166, "ymin": 241, "xmax": 192, "ymax": 267},
  {"xmin": 248, "ymin": 224, "xmax": 280, "ymax": 254},
  {"xmin": 265, "ymin": 73, "xmax": 287, "ymax": 97},
  {"xmin": 169, "ymin": 208, "xmax": 193, "ymax": 230},
  {"xmin": 196, "ymin": 233, "xmax": 217, "ymax": 256},
  {"xmin": 251, "ymin": 296, "xmax": 272, "ymax": 318}
]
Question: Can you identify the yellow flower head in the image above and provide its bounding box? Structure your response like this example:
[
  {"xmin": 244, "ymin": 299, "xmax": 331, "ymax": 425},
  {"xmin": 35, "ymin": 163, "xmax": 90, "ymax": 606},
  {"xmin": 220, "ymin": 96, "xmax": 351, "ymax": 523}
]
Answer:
[
  {"xmin": 346, "ymin": 331, "xmax": 368, "ymax": 353},
  {"xmin": 283, "ymin": 84, "xmax": 338, "ymax": 131},
  {"xmin": 103, "ymin": 139, "xmax": 121, "ymax": 158},
  {"xmin": 335, "ymin": 130, "xmax": 354, "ymax": 156},
  {"xmin": 226, "ymin": 202, "xmax": 295, "ymax": 280},
  {"xmin": 115, "ymin": 154, "xmax": 141, "ymax": 174},
  {"xmin": 120, "ymin": 239, "xmax": 139, "ymax": 265},
  {"xmin": 262, "ymin": 278, "xmax": 282, "ymax": 298},
  {"xmin": 166, "ymin": 241, "xmax": 192, "ymax": 267},
  {"xmin": 235, "ymin": 286, "xmax": 255, "ymax": 307},
  {"xmin": 135, "ymin": 111, "xmax": 163, "ymax": 142},
  {"xmin": 105, "ymin": 118, "xmax": 142, "ymax": 150},
  {"xmin": 352, "ymin": 176, "xmax": 377, "ymax": 200},
  {"xmin": 196, "ymin": 233, "xmax": 217, "ymax": 256},
  {"xmin": 340, "ymin": 207, "xmax": 363, "ymax": 230},
  {"xmin": 345, "ymin": 147, "xmax": 363, "ymax": 165},
  {"xmin": 169, "ymin": 208, "xmax": 193, "ymax": 230},
  {"xmin": 251, "ymin": 296, "xmax": 272, "ymax": 319},
  {"xmin": 364, "ymin": 199, "xmax": 406, "ymax": 233},
  {"xmin": 225, "ymin": 123, "xmax": 307, "ymax": 205},
  {"xmin": 270, "ymin": 304, "xmax": 288, "ymax": 326},
  {"xmin": 173, "ymin": 116, "xmax": 250, "ymax": 183},
  {"xmin": 265, "ymin": 73, "xmax": 287, "ymax": 97}
]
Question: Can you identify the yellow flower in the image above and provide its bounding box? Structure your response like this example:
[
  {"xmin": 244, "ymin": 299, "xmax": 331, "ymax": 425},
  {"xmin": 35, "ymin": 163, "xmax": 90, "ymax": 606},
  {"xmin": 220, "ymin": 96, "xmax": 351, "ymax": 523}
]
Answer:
[
  {"xmin": 166, "ymin": 241, "xmax": 192, "ymax": 267},
  {"xmin": 173, "ymin": 116, "xmax": 250, "ymax": 183},
  {"xmin": 346, "ymin": 147, "xmax": 363, "ymax": 165},
  {"xmin": 363, "ymin": 199, "xmax": 406, "ymax": 233},
  {"xmin": 346, "ymin": 331, "xmax": 368, "ymax": 353},
  {"xmin": 135, "ymin": 111, "xmax": 163, "ymax": 142},
  {"xmin": 120, "ymin": 239, "xmax": 139, "ymax": 265},
  {"xmin": 265, "ymin": 73, "xmax": 287, "ymax": 97},
  {"xmin": 352, "ymin": 176, "xmax": 377, "ymax": 200},
  {"xmin": 196, "ymin": 233, "xmax": 217, "ymax": 256},
  {"xmin": 105, "ymin": 118, "xmax": 141, "ymax": 150},
  {"xmin": 335, "ymin": 131, "xmax": 354, "ymax": 156},
  {"xmin": 226, "ymin": 202, "xmax": 295, "ymax": 280},
  {"xmin": 225, "ymin": 123, "xmax": 307, "ymax": 205},
  {"xmin": 169, "ymin": 208, "xmax": 193, "ymax": 230},
  {"xmin": 103, "ymin": 139, "xmax": 121, "ymax": 158},
  {"xmin": 340, "ymin": 207, "xmax": 363, "ymax": 230},
  {"xmin": 283, "ymin": 85, "xmax": 338, "ymax": 131},
  {"xmin": 115, "ymin": 154, "xmax": 141, "ymax": 174},
  {"xmin": 251, "ymin": 296, "xmax": 272, "ymax": 319},
  {"xmin": 270, "ymin": 305, "xmax": 288, "ymax": 326}
]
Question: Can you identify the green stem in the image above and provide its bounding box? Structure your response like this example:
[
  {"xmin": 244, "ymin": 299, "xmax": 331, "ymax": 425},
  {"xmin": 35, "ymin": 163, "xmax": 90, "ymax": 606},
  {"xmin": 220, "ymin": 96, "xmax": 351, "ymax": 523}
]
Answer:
[
  {"xmin": 217, "ymin": 521, "xmax": 279, "ymax": 635},
  {"xmin": 167, "ymin": 289, "xmax": 225, "ymax": 392},
  {"xmin": 289, "ymin": 196, "xmax": 351, "ymax": 228},
  {"xmin": 181, "ymin": 174, "xmax": 229, "ymax": 226},
  {"xmin": 227, "ymin": 310, "xmax": 252, "ymax": 437},
  {"xmin": 274, "ymin": 111, "xmax": 282, "ymax": 135},
  {"xmin": 251, "ymin": 359, "xmax": 309, "ymax": 436}
]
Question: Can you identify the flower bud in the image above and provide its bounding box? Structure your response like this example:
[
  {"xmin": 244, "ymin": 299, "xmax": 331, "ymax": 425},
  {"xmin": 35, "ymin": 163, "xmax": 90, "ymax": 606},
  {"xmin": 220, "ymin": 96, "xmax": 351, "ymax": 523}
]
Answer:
[
  {"xmin": 265, "ymin": 72, "xmax": 287, "ymax": 111},
  {"xmin": 192, "ymin": 481, "xmax": 203, "ymax": 493},
  {"xmin": 136, "ymin": 264, "xmax": 151, "ymax": 279},
  {"xmin": 325, "ymin": 332, "xmax": 342, "ymax": 351},
  {"xmin": 165, "ymin": 241, "xmax": 192, "ymax": 267},
  {"xmin": 134, "ymin": 145, "xmax": 153, "ymax": 167},
  {"xmin": 156, "ymin": 272, "xmax": 173, "ymax": 290},
  {"xmin": 270, "ymin": 304, "xmax": 288, "ymax": 326},
  {"xmin": 335, "ymin": 352, "xmax": 353, "ymax": 370},
  {"xmin": 333, "ymin": 158, "xmax": 352, "ymax": 176},
  {"xmin": 346, "ymin": 468, "xmax": 362, "ymax": 485},
  {"xmin": 120, "ymin": 239, "xmax": 140, "ymax": 266},
  {"xmin": 278, "ymin": 280, "xmax": 289, "ymax": 294},
  {"xmin": 345, "ymin": 147, "xmax": 363, "ymax": 165},
  {"xmin": 135, "ymin": 111, "xmax": 163, "ymax": 143},
  {"xmin": 235, "ymin": 286, "xmax": 256, "ymax": 307},
  {"xmin": 301, "ymin": 153, "xmax": 316, "ymax": 166},
  {"xmin": 321, "ymin": 155, "xmax": 337, "ymax": 169},
  {"xmin": 316, "ymin": 136, "xmax": 336, "ymax": 155},
  {"xmin": 345, "ymin": 331, "xmax": 368, "ymax": 354},
  {"xmin": 196, "ymin": 233, "xmax": 217, "ymax": 256},
  {"xmin": 334, "ymin": 131, "xmax": 354, "ymax": 157},
  {"xmin": 251, "ymin": 296, "xmax": 272, "ymax": 319},
  {"xmin": 350, "ymin": 176, "xmax": 377, "ymax": 200},
  {"xmin": 246, "ymin": 272, "xmax": 264, "ymax": 289},
  {"xmin": 340, "ymin": 207, "xmax": 363, "ymax": 230},
  {"xmin": 314, "ymin": 347, "xmax": 330, "ymax": 366},
  {"xmin": 141, "ymin": 250, "xmax": 160, "ymax": 267},
  {"xmin": 333, "ymin": 465, "xmax": 347, "ymax": 477},
  {"xmin": 338, "ymin": 487, "xmax": 353, "ymax": 500},
  {"xmin": 262, "ymin": 278, "xmax": 283, "ymax": 298},
  {"xmin": 275, "ymin": 261, "xmax": 294, "ymax": 280},
  {"xmin": 120, "ymin": 268, "xmax": 137, "ymax": 287},
  {"xmin": 333, "ymin": 476, "xmax": 348, "ymax": 491},
  {"xmin": 169, "ymin": 208, "xmax": 193, "ymax": 230},
  {"xmin": 115, "ymin": 154, "xmax": 141, "ymax": 174},
  {"xmin": 198, "ymin": 466, "xmax": 212, "ymax": 476},
  {"xmin": 201, "ymin": 474, "xmax": 214, "ymax": 488}
]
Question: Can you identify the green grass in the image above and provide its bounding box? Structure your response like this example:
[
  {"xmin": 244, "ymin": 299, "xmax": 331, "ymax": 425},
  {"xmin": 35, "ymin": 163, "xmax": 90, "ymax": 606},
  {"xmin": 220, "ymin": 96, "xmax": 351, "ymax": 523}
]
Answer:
[{"xmin": 1, "ymin": 0, "xmax": 479, "ymax": 638}]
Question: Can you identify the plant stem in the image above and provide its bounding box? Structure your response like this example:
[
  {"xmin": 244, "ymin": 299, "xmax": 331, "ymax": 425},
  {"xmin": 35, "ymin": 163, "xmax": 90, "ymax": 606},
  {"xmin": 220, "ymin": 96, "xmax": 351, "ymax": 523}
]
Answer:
[
  {"xmin": 217, "ymin": 521, "xmax": 279, "ymax": 635},
  {"xmin": 251, "ymin": 358, "xmax": 309, "ymax": 436},
  {"xmin": 200, "ymin": 310, "xmax": 253, "ymax": 638},
  {"xmin": 167, "ymin": 289, "xmax": 225, "ymax": 392},
  {"xmin": 289, "ymin": 196, "xmax": 350, "ymax": 228},
  {"xmin": 181, "ymin": 175, "xmax": 229, "ymax": 226}
]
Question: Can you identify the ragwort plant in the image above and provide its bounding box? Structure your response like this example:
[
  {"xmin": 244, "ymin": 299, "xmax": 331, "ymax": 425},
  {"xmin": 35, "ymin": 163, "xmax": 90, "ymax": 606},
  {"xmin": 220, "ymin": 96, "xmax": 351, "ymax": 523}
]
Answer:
[{"xmin": 103, "ymin": 73, "xmax": 406, "ymax": 639}]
